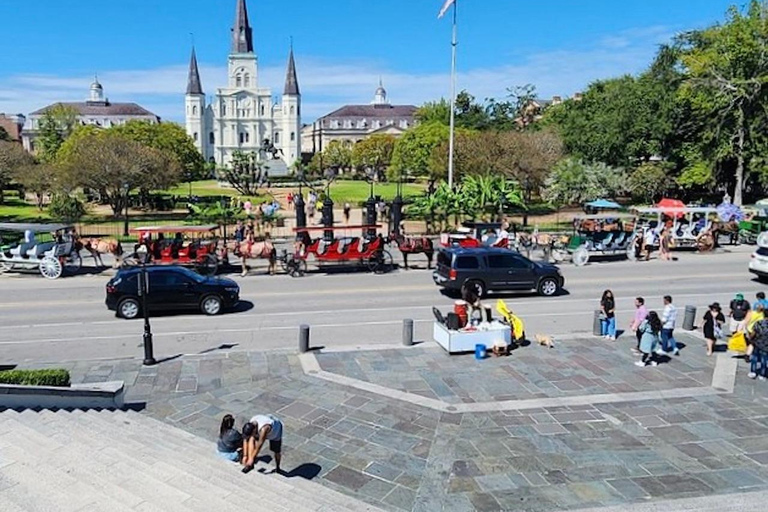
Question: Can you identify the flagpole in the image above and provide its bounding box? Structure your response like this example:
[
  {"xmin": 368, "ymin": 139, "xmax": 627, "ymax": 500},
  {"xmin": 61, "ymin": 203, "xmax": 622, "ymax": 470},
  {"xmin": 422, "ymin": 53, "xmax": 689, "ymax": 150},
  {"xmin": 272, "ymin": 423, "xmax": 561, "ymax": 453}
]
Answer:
[{"xmin": 447, "ymin": 0, "xmax": 457, "ymax": 189}]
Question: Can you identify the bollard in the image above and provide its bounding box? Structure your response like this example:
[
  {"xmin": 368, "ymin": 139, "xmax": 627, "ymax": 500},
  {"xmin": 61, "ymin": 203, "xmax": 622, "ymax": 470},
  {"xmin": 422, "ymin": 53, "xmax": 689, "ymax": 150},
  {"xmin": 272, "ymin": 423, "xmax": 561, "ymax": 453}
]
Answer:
[
  {"xmin": 299, "ymin": 324, "xmax": 310, "ymax": 353},
  {"xmin": 593, "ymin": 310, "xmax": 603, "ymax": 336},
  {"xmin": 402, "ymin": 318, "xmax": 414, "ymax": 346},
  {"xmin": 683, "ymin": 305, "xmax": 696, "ymax": 331}
]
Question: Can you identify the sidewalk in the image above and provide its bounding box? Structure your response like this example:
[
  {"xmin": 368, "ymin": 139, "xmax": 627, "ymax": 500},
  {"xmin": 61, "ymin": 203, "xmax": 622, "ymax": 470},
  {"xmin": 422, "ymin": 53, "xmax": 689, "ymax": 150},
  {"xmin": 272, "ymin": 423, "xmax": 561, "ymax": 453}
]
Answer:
[{"xmin": 23, "ymin": 332, "xmax": 768, "ymax": 511}]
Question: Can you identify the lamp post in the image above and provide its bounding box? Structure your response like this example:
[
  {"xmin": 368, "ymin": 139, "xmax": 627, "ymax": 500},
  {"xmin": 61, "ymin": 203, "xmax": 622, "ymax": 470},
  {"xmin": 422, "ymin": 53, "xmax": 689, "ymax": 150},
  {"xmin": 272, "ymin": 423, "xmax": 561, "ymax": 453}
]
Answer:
[
  {"xmin": 136, "ymin": 245, "xmax": 156, "ymax": 366},
  {"xmin": 365, "ymin": 169, "xmax": 377, "ymax": 240},
  {"xmin": 123, "ymin": 183, "xmax": 130, "ymax": 237}
]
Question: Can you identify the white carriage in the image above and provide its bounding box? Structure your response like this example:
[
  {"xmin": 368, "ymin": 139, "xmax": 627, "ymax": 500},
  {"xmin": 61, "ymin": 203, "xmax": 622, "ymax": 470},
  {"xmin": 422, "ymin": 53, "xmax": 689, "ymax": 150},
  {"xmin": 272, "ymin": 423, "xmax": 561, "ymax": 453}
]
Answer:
[{"xmin": 0, "ymin": 223, "xmax": 82, "ymax": 279}]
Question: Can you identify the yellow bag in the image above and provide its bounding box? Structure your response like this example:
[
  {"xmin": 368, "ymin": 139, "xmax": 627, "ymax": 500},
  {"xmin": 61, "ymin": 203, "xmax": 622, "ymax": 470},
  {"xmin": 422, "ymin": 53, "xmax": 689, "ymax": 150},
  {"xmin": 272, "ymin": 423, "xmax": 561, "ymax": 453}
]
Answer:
[{"xmin": 728, "ymin": 332, "xmax": 747, "ymax": 353}]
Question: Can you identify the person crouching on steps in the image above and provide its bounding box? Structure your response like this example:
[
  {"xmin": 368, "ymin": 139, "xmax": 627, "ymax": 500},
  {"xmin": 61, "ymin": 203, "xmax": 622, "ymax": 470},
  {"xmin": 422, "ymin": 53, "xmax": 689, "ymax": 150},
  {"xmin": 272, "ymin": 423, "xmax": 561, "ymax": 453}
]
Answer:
[
  {"xmin": 636, "ymin": 311, "xmax": 662, "ymax": 367},
  {"xmin": 216, "ymin": 414, "xmax": 243, "ymax": 462},
  {"xmin": 241, "ymin": 414, "xmax": 283, "ymax": 474}
]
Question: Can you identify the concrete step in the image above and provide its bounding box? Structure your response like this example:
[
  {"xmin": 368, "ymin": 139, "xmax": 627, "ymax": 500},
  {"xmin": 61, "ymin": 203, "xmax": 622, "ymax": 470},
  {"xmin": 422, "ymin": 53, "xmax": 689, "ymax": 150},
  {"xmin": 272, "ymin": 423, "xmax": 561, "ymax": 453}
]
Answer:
[{"xmin": 2, "ymin": 409, "xmax": 385, "ymax": 512}]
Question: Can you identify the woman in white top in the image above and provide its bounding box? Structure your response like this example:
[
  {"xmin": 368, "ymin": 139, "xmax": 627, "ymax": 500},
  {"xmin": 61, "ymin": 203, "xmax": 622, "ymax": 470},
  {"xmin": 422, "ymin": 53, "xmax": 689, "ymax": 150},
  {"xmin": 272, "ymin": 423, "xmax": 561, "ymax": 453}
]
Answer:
[{"xmin": 241, "ymin": 414, "xmax": 283, "ymax": 474}]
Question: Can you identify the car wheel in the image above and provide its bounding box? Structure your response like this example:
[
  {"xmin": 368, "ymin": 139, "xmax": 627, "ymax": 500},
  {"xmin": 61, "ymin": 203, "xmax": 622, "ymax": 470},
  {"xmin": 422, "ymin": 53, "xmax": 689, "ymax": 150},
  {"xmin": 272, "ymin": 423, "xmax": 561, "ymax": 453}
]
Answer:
[
  {"xmin": 463, "ymin": 279, "xmax": 486, "ymax": 298},
  {"xmin": 201, "ymin": 295, "xmax": 223, "ymax": 316},
  {"xmin": 538, "ymin": 277, "xmax": 559, "ymax": 297},
  {"xmin": 118, "ymin": 298, "xmax": 140, "ymax": 319}
]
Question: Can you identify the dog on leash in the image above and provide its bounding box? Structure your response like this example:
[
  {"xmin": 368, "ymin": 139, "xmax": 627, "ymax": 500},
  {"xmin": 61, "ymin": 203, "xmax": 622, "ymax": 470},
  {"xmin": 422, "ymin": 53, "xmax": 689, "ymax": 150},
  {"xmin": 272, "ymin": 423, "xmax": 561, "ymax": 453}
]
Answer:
[{"xmin": 535, "ymin": 334, "xmax": 555, "ymax": 348}]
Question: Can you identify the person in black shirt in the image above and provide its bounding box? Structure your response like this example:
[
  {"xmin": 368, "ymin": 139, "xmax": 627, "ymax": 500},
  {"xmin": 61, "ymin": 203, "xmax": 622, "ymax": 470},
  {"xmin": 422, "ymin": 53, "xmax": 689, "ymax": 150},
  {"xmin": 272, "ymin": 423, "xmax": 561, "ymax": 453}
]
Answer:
[
  {"xmin": 729, "ymin": 293, "xmax": 750, "ymax": 334},
  {"xmin": 600, "ymin": 289, "xmax": 617, "ymax": 340},
  {"xmin": 217, "ymin": 414, "xmax": 243, "ymax": 462},
  {"xmin": 703, "ymin": 303, "xmax": 725, "ymax": 356}
]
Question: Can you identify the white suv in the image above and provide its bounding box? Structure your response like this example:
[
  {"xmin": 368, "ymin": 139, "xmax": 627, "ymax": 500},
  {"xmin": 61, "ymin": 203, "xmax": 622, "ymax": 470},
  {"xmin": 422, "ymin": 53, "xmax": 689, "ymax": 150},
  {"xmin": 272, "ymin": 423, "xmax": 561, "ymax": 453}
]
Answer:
[{"xmin": 749, "ymin": 245, "xmax": 768, "ymax": 281}]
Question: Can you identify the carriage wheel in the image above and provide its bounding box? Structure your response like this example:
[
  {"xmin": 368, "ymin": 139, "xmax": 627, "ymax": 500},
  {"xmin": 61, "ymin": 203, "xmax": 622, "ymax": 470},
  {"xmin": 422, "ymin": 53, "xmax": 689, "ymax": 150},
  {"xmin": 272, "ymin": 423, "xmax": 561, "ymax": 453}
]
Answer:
[
  {"xmin": 697, "ymin": 234, "xmax": 715, "ymax": 252},
  {"xmin": 0, "ymin": 259, "xmax": 10, "ymax": 272},
  {"xmin": 626, "ymin": 242, "xmax": 637, "ymax": 261},
  {"xmin": 279, "ymin": 250, "xmax": 290, "ymax": 272},
  {"xmin": 40, "ymin": 256, "xmax": 62, "ymax": 279},
  {"xmin": 367, "ymin": 250, "xmax": 393, "ymax": 274},
  {"xmin": 572, "ymin": 247, "xmax": 589, "ymax": 267},
  {"xmin": 63, "ymin": 251, "xmax": 82, "ymax": 275},
  {"xmin": 551, "ymin": 249, "xmax": 566, "ymax": 264},
  {"xmin": 286, "ymin": 257, "xmax": 306, "ymax": 277},
  {"xmin": 196, "ymin": 254, "xmax": 219, "ymax": 276}
]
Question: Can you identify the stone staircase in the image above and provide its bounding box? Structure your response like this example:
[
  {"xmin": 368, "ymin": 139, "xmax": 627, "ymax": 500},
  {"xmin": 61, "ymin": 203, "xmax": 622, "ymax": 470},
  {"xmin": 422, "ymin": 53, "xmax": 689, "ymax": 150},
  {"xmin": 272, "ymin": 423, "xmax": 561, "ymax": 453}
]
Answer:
[{"xmin": 0, "ymin": 408, "xmax": 385, "ymax": 512}]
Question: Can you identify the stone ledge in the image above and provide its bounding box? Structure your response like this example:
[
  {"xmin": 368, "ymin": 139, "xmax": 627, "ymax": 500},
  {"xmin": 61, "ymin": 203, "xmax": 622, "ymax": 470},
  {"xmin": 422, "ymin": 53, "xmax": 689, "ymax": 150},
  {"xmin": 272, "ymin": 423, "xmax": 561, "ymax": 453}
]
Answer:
[{"xmin": 0, "ymin": 380, "xmax": 124, "ymax": 409}]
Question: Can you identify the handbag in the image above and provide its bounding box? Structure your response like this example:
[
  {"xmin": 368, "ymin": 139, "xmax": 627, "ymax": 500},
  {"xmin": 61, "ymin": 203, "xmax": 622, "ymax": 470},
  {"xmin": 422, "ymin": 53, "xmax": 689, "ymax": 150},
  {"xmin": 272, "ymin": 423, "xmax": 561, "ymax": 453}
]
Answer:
[
  {"xmin": 727, "ymin": 332, "xmax": 747, "ymax": 353},
  {"xmin": 714, "ymin": 325, "xmax": 724, "ymax": 340}
]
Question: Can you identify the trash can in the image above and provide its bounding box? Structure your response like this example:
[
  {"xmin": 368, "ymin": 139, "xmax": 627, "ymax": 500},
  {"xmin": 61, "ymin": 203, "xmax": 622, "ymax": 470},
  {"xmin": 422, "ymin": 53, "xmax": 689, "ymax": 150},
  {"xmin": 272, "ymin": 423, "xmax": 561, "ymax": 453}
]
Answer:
[
  {"xmin": 474, "ymin": 344, "xmax": 486, "ymax": 360},
  {"xmin": 683, "ymin": 305, "xmax": 696, "ymax": 331},
  {"xmin": 593, "ymin": 310, "xmax": 603, "ymax": 336}
]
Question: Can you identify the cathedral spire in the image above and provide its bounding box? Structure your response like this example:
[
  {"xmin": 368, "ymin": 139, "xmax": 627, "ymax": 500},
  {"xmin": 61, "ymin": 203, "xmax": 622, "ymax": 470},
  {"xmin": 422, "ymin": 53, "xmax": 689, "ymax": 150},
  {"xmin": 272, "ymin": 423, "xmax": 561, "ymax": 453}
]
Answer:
[
  {"xmin": 231, "ymin": 0, "xmax": 254, "ymax": 54},
  {"xmin": 283, "ymin": 45, "xmax": 300, "ymax": 96},
  {"xmin": 186, "ymin": 47, "xmax": 204, "ymax": 95}
]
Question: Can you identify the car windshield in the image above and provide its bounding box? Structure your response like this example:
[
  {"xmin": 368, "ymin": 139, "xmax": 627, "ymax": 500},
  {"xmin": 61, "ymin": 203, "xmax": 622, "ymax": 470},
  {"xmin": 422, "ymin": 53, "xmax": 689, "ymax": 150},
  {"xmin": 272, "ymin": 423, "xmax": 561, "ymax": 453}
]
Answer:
[{"xmin": 163, "ymin": 266, "xmax": 207, "ymax": 283}]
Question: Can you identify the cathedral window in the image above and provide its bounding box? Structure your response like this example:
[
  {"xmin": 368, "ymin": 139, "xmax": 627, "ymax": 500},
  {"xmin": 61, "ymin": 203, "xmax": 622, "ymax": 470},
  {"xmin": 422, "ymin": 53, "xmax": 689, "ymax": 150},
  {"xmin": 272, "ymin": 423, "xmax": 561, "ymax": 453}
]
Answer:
[
  {"xmin": 274, "ymin": 132, "xmax": 280, "ymax": 144},
  {"xmin": 239, "ymin": 132, "xmax": 244, "ymax": 144},
  {"xmin": 209, "ymin": 132, "xmax": 215, "ymax": 144},
  {"xmin": 222, "ymin": 105, "xmax": 227, "ymax": 116},
  {"xmin": 245, "ymin": 132, "xmax": 250, "ymax": 143},
  {"xmin": 400, "ymin": 120, "xmax": 409, "ymax": 128},
  {"xmin": 236, "ymin": 75, "xmax": 242, "ymax": 87},
  {"xmin": 260, "ymin": 104, "xmax": 265, "ymax": 116},
  {"xmin": 330, "ymin": 120, "xmax": 339, "ymax": 129},
  {"xmin": 244, "ymin": 74, "xmax": 250, "ymax": 87},
  {"xmin": 192, "ymin": 105, "xmax": 198, "ymax": 115},
  {"xmin": 290, "ymin": 106, "xmax": 295, "ymax": 115},
  {"xmin": 373, "ymin": 120, "xmax": 381, "ymax": 129},
  {"xmin": 290, "ymin": 132, "xmax": 295, "ymax": 142},
  {"xmin": 193, "ymin": 132, "xmax": 198, "ymax": 142}
]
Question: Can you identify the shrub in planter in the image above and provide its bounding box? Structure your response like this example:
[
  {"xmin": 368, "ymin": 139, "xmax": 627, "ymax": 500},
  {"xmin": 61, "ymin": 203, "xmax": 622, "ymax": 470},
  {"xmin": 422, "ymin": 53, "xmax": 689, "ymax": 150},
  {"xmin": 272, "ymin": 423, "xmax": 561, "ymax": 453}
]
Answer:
[{"xmin": 0, "ymin": 369, "xmax": 71, "ymax": 387}]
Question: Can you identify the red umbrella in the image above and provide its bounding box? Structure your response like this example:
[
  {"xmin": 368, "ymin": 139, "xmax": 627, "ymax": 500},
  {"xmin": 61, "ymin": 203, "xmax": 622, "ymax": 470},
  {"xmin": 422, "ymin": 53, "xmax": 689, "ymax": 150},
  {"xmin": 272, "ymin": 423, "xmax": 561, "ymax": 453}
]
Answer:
[{"xmin": 656, "ymin": 198, "xmax": 686, "ymax": 219}]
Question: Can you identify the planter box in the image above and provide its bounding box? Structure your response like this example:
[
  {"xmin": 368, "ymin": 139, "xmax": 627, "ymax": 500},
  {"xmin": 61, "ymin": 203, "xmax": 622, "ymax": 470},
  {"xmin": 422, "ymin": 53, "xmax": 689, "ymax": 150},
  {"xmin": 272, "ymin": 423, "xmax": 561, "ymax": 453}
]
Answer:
[
  {"xmin": 0, "ymin": 381, "xmax": 125, "ymax": 409},
  {"xmin": 433, "ymin": 321, "xmax": 511, "ymax": 354}
]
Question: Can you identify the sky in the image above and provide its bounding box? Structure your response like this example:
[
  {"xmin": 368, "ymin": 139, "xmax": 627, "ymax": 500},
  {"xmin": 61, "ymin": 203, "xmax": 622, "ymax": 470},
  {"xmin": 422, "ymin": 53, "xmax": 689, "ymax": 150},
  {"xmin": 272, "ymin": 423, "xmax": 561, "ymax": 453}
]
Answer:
[{"xmin": 0, "ymin": 0, "xmax": 741, "ymax": 124}]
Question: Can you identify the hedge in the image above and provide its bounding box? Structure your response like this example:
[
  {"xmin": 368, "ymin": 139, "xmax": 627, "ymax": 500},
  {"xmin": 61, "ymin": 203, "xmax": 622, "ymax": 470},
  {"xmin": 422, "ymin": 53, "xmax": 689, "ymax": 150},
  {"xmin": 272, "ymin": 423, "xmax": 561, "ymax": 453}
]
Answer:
[{"xmin": 0, "ymin": 369, "xmax": 71, "ymax": 387}]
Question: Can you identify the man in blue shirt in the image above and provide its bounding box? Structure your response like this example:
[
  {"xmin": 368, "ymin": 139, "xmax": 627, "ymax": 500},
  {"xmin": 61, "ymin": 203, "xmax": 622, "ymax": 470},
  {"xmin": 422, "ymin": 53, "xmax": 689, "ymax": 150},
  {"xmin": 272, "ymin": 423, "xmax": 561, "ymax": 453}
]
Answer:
[{"xmin": 754, "ymin": 292, "xmax": 768, "ymax": 311}]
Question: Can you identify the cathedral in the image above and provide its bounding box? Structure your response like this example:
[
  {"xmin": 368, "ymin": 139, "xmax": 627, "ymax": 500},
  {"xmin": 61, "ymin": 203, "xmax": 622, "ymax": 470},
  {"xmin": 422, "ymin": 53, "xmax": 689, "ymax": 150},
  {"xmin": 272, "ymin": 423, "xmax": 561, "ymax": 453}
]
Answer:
[{"xmin": 185, "ymin": 0, "xmax": 300, "ymax": 176}]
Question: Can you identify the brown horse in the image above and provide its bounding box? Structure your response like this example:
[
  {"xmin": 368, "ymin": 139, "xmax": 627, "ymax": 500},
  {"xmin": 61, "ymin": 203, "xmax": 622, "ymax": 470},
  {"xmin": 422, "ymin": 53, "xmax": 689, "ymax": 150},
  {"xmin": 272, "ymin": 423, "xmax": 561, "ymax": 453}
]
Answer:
[
  {"xmin": 389, "ymin": 233, "xmax": 434, "ymax": 270},
  {"xmin": 76, "ymin": 237, "xmax": 124, "ymax": 268},
  {"xmin": 227, "ymin": 240, "xmax": 277, "ymax": 275}
]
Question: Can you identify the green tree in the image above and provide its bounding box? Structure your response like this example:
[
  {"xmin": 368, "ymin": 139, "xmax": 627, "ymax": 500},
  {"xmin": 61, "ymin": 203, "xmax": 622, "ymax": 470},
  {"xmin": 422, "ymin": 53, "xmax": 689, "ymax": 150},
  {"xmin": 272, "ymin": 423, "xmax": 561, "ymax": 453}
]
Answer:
[
  {"xmin": 220, "ymin": 151, "xmax": 265, "ymax": 196},
  {"xmin": 628, "ymin": 162, "xmax": 675, "ymax": 203},
  {"xmin": 36, "ymin": 104, "xmax": 79, "ymax": 163},
  {"xmin": 0, "ymin": 141, "xmax": 34, "ymax": 205},
  {"xmin": 351, "ymin": 134, "xmax": 396, "ymax": 180},
  {"xmin": 113, "ymin": 121, "xmax": 206, "ymax": 184},
  {"xmin": 415, "ymin": 99, "xmax": 451, "ymax": 125},
  {"xmin": 323, "ymin": 140, "xmax": 353, "ymax": 174},
  {"xmin": 13, "ymin": 163, "xmax": 56, "ymax": 210},
  {"xmin": 389, "ymin": 121, "xmax": 450, "ymax": 179},
  {"xmin": 57, "ymin": 130, "xmax": 179, "ymax": 215},
  {"xmin": 543, "ymin": 158, "xmax": 626, "ymax": 206},
  {"xmin": 676, "ymin": 0, "xmax": 768, "ymax": 205},
  {"xmin": 48, "ymin": 193, "xmax": 87, "ymax": 222}
]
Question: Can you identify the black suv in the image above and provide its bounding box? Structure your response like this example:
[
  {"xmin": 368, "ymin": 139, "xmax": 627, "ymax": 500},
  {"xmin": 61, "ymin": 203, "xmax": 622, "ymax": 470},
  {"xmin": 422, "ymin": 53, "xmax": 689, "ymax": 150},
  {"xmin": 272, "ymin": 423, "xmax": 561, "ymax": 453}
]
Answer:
[
  {"xmin": 106, "ymin": 266, "xmax": 240, "ymax": 319},
  {"xmin": 433, "ymin": 247, "xmax": 564, "ymax": 297}
]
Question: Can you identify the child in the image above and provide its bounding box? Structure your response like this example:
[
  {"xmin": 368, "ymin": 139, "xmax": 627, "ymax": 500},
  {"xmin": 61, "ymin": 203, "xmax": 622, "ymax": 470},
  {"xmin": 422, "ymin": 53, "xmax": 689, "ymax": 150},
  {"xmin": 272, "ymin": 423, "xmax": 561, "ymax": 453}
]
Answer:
[{"xmin": 636, "ymin": 311, "xmax": 662, "ymax": 367}]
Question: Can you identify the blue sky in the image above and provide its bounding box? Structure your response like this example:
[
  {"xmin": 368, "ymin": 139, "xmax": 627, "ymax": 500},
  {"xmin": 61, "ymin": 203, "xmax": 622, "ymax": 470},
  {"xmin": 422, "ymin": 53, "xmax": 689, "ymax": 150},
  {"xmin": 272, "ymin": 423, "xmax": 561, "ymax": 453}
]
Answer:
[{"xmin": 0, "ymin": 0, "xmax": 739, "ymax": 123}]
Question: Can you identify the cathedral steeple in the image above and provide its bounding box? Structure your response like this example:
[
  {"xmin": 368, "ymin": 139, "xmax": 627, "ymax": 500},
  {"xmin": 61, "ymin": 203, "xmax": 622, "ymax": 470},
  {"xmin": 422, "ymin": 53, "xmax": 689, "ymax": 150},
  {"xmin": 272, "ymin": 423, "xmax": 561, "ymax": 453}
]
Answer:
[
  {"xmin": 283, "ymin": 46, "xmax": 300, "ymax": 96},
  {"xmin": 186, "ymin": 47, "xmax": 204, "ymax": 95},
  {"xmin": 231, "ymin": 0, "xmax": 254, "ymax": 54}
]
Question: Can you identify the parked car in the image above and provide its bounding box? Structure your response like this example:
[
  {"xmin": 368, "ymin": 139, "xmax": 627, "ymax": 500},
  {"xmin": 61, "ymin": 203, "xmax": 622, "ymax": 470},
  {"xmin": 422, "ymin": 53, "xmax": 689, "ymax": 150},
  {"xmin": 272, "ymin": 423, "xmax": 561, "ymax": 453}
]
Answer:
[
  {"xmin": 106, "ymin": 265, "xmax": 240, "ymax": 319},
  {"xmin": 433, "ymin": 247, "xmax": 564, "ymax": 297},
  {"xmin": 749, "ymin": 245, "xmax": 768, "ymax": 281}
]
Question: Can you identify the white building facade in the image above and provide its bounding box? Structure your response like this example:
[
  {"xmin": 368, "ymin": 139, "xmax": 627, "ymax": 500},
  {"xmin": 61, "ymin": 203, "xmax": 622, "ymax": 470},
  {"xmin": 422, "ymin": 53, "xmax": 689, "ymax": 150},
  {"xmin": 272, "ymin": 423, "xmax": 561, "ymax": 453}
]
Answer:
[
  {"xmin": 22, "ymin": 79, "xmax": 159, "ymax": 153},
  {"xmin": 185, "ymin": 0, "xmax": 300, "ymax": 176}
]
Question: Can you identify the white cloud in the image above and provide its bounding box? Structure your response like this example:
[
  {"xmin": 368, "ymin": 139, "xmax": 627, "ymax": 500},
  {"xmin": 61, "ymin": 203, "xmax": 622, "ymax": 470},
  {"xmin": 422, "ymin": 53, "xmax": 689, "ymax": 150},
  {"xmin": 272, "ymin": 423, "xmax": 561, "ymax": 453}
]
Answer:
[{"xmin": 0, "ymin": 24, "xmax": 678, "ymax": 123}]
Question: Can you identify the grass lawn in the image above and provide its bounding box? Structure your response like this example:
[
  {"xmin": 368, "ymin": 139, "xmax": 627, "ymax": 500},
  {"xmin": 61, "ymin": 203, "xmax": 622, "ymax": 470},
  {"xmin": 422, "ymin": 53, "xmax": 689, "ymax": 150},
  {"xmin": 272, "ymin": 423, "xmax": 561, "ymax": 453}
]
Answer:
[
  {"xmin": 0, "ymin": 198, "xmax": 51, "ymax": 222},
  {"xmin": 325, "ymin": 181, "xmax": 425, "ymax": 205},
  {"xmin": 165, "ymin": 180, "xmax": 240, "ymax": 197}
]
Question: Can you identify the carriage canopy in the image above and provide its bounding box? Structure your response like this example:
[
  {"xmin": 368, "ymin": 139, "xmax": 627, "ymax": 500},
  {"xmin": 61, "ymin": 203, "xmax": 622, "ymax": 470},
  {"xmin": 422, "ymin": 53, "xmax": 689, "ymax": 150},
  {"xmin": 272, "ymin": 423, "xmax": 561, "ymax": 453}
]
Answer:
[{"xmin": 0, "ymin": 223, "xmax": 74, "ymax": 233}]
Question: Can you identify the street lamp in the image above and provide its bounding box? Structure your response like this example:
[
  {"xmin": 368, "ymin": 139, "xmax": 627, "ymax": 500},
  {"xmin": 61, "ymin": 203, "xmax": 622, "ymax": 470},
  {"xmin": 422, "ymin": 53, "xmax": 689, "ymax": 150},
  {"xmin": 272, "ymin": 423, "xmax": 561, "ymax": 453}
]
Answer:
[
  {"xmin": 136, "ymin": 245, "xmax": 156, "ymax": 366},
  {"xmin": 123, "ymin": 183, "xmax": 130, "ymax": 237}
]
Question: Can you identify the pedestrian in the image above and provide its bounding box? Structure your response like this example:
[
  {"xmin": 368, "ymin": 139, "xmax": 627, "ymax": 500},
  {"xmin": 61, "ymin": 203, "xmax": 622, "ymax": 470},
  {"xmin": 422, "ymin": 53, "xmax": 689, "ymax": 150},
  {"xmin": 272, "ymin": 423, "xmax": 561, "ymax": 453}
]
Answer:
[
  {"xmin": 643, "ymin": 228, "xmax": 656, "ymax": 261},
  {"xmin": 702, "ymin": 302, "xmax": 725, "ymax": 356},
  {"xmin": 217, "ymin": 414, "xmax": 243, "ymax": 462},
  {"xmin": 287, "ymin": 192, "xmax": 293, "ymax": 208},
  {"xmin": 635, "ymin": 311, "xmax": 662, "ymax": 367},
  {"xmin": 343, "ymin": 202, "xmax": 351, "ymax": 223},
  {"xmin": 659, "ymin": 228, "xmax": 672, "ymax": 261},
  {"xmin": 745, "ymin": 303, "xmax": 765, "ymax": 362},
  {"xmin": 241, "ymin": 413, "xmax": 283, "ymax": 474},
  {"xmin": 755, "ymin": 292, "xmax": 768, "ymax": 311},
  {"xmin": 658, "ymin": 295, "xmax": 679, "ymax": 356},
  {"xmin": 600, "ymin": 289, "xmax": 616, "ymax": 341},
  {"xmin": 728, "ymin": 293, "xmax": 751, "ymax": 334},
  {"xmin": 747, "ymin": 313, "xmax": 768, "ymax": 380},
  {"xmin": 630, "ymin": 297, "xmax": 648, "ymax": 355}
]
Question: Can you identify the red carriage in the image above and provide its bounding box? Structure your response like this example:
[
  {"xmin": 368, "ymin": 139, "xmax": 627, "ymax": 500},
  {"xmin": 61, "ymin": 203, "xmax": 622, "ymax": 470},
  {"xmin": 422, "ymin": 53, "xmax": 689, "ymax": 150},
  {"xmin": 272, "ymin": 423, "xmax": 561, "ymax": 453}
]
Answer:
[
  {"xmin": 284, "ymin": 224, "xmax": 393, "ymax": 277},
  {"xmin": 440, "ymin": 222, "xmax": 512, "ymax": 249},
  {"xmin": 125, "ymin": 225, "xmax": 223, "ymax": 276}
]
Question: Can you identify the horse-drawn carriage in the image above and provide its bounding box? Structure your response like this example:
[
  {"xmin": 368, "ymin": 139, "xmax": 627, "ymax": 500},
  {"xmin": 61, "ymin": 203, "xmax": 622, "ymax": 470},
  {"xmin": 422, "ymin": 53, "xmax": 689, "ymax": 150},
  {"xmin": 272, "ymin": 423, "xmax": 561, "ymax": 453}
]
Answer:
[
  {"xmin": 440, "ymin": 222, "xmax": 512, "ymax": 249},
  {"xmin": 551, "ymin": 213, "xmax": 637, "ymax": 266},
  {"xmin": 124, "ymin": 225, "xmax": 223, "ymax": 276},
  {"xmin": 633, "ymin": 207, "xmax": 719, "ymax": 252},
  {"xmin": 0, "ymin": 223, "xmax": 82, "ymax": 279},
  {"xmin": 283, "ymin": 224, "xmax": 393, "ymax": 277}
]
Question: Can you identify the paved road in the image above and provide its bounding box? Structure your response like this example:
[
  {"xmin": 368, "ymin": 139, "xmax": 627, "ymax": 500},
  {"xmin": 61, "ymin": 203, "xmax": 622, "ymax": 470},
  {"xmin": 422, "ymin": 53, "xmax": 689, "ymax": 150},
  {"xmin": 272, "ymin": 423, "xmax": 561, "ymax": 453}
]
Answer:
[{"xmin": 0, "ymin": 246, "xmax": 760, "ymax": 364}]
